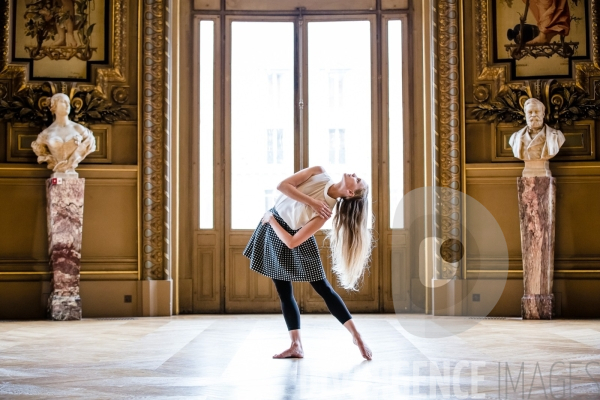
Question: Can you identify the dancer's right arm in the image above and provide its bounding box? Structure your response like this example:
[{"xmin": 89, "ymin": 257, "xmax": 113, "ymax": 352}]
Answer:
[
  {"xmin": 277, "ymin": 166, "xmax": 331, "ymax": 219},
  {"xmin": 262, "ymin": 212, "xmax": 326, "ymax": 249}
]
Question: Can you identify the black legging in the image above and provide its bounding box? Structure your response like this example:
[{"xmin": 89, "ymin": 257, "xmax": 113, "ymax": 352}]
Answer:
[{"xmin": 272, "ymin": 278, "xmax": 352, "ymax": 331}]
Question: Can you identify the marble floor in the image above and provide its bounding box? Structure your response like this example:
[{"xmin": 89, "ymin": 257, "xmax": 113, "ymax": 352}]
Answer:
[{"xmin": 1, "ymin": 314, "xmax": 599, "ymax": 399}]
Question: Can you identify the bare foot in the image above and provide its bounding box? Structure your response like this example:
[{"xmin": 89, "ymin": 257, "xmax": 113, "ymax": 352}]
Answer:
[
  {"xmin": 273, "ymin": 343, "xmax": 304, "ymax": 359},
  {"xmin": 526, "ymin": 31, "xmax": 558, "ymax": 45},
  {"xmin": 353, "ymin": 337, "xmax": 373, "ymax": 360}
]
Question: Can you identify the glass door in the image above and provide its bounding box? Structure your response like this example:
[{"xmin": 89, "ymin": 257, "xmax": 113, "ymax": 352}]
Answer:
[
  {"xmin": 303, "ymin": 17, "xmax": 378, "ymax": 312},
  {"xmin": 191, "ymin": 12, "xmax": 410, "ymax": 314},
  {"xmin": 223, "ymin": 15, "xmax": 379, "ymax": 313},
  {"xmin": 225, "ymin": 18, "xmax": 297, "ymax": 312}
]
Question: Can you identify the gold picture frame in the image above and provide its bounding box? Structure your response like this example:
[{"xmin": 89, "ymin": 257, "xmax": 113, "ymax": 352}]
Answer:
[
  {"xmin": 10, "ymin": 0, "xmax": 109, "ymax": 81},
  {"xmin": 474, "ymin": 0, "xmax": 600, "ymax": 89},
  {"xmin": 0, "ymin": 0, "xmax": 129, "ymax": 96},
  {"xmin": 492, "ymin": 0, "xmax": 590, "ymax": 79}
]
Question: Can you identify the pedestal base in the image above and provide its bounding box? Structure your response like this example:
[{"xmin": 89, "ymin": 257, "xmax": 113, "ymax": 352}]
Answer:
[
  {"xmin": 518, "ymin": 176, "xmax": 556, "ymax": 320},
  {"xmin": 522, "ymin": 294, "xmax": 553, "ymax": 320},
  {"xmin": 49, "ymin": 294, "xmax": 82, "ymax": 321},
  {"xmin": 47, "ymin": 178, "xmax": 85, "ymax": 321}
]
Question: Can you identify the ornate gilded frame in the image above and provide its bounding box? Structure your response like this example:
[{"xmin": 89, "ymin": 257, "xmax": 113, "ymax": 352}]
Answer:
[
  {"xmin": 473, "ymin": 0, "xmax": 600, "ymax": 95},
  {"xmin": 9, "ymin": 0, "xmax": 110, "ymax": 81},
  {"xmin": 0, "ymin": 0, "xmax": 130, "ymax": 102}
]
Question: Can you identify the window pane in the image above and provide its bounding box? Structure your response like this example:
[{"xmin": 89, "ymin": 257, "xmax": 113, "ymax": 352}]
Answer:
[
  {"xmin": 388, "ymin": 20, "xmax": 404, "ymax": 229},
  {"xmin": 199, "ymin": 20, "xmax": 214, "ymax": 229},
  {"xmin": 308, "ymin": 21, "xmax": 372, "ymax": 229},
  {"xmin": 231, "ymin": 22, "xmax": 294, "ymax": 229}
]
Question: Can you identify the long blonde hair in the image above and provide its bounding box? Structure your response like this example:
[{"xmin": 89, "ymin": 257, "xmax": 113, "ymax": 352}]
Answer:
[{"xmin": 326, "ymin": 185, "xmax": 373, "ymax": 291}]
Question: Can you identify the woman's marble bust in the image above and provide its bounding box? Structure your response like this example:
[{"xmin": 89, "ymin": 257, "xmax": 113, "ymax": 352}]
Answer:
[{"xmin": 31, "ymin": 93, "xmax": 96, "ymax": 177}]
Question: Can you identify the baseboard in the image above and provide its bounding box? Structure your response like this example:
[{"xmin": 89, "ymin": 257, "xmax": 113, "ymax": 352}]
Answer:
[{"xmin": 0, "ymin": 280, "xmax": 173, "ymax": 319}]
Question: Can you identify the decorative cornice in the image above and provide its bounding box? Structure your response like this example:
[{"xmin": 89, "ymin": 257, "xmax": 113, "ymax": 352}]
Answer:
[
  {"xmin": 0, "ymin": 81, "xmax": 129, "ymax": 126},
  {"xmin": 437, "ymin": 0, "xmax": 462, "ymax": 279},
  {"xmin": 141, "ymin": 0, "xmax": 165, "ymax": 280},
  {"xmin": 472, "ymin": 80, "xmax": 600, "ymax": 126}
]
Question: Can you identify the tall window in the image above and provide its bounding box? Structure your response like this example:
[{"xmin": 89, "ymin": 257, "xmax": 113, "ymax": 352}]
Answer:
[
  {"xmin": 308, "ymin": 20, "xmax": 372, "ymax": 229},
  {"xmin": 388, "ymin": 19, "xmax": 405, "ymax": 228},
  {"xmin": 267, "ymin": 129, "xmax": 284, "ymax": 164},
  {"xmin": 198, "ymin": 20, "xmax": 214, "ymax": 229},
  {"xmin": 195, "ymin": 15, "xmax": 408, "ymax": 231},
  {"xmin": 230, "ymin": 22, "xmax": 294, "ymax": 229},
  {"xmin": 328, "ymin": 128, "xmax": 346, "ymax": 164}
]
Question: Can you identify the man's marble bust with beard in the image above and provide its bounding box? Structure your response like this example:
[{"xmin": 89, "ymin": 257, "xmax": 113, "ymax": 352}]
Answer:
[{"xmin": 508, "ymin": 98, "xmax": 565, "ymax": 177}]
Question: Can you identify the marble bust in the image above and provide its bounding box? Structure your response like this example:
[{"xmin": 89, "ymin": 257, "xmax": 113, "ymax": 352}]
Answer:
[
  {"xmin": 508, "ymin": 98, "xmax": 565, "ymax": 177},
  {"xmin": 31, "ymin": 93, "xmax": 96, "ymax": 178}
]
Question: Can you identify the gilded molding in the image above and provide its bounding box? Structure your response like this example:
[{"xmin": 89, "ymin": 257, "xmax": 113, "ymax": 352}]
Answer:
[
  {"xmin": 0, "ymin": 2, "xmax": 27, "ymax": 91},
  {"xmin": 112, "ymin": 86, "xmax": 130, "ymax": 104},
  {"xmin": 474, "ymin": 0, "xmax": 505, "ymax": 85},
  {"xmin": 472, "ymin": 80, "xmax": 600, "ymax": 126},
  {"xmin": 0, "ymin": 82, "xmax": 129, "ymax": 126},
  {"xmin": 141, "ymin": 0, "xmax": 165, "ymax": 280},
  {"xmin": 437, "ymin": 0, "xmax": 462, "ymax": 279},
  {"xmin": 96, "ymin": 0, "xmax": 128, "ymax": 94},
  {"xmin": 574, "ymin": 0, "xmax": 600, "ymax": 90}
]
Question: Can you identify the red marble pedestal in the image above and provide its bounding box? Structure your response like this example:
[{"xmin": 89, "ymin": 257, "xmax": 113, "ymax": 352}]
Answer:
[
  {"xmin": 517, "ymin": 177, "xmax": 556, "ymax": 320},
  {"xmin": 46, "ymin": 178, "xmax": 85, "ymax": 321}
]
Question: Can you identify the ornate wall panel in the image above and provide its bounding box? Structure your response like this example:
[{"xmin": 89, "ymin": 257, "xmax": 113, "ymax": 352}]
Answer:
[
  {"xmin": 0, "ymin": 0, "xmax": 147, "ymax": 279},
  {"xmin": 437, "ymin": 0, "xmax": 463, "ymax": 279},
  {"xmin": 465, "ymin": 0, "xmax": 600, "ymax": 304}
]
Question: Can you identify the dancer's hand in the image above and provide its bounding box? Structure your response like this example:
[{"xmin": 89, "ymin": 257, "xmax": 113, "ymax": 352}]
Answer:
[
  {"xmin": 262, "ymin": 211, "xmax": 273, "ymax": 225},
  {"xmin": 310, "ymin": 200, "xmax": 331, "ymax": 220}
]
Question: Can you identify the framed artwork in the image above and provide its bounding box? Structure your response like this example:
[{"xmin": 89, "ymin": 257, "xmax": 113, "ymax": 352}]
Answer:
[
  {"xmin": 492, "ymin": 0, "xmax": 590, "ymax": 79},
  {"xmin": 10, "ymin": 0, "xmax": 109, "ymax": 81}
]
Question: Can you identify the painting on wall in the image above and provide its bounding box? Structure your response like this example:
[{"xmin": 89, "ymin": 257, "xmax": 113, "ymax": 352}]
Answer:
[
  {"xmin": 493, "ymin": 0, "xmax": 590, "ymax": 78},
  {"xmin": 11, "ymin": 0, "xmax": 109, "ymax": 81}
]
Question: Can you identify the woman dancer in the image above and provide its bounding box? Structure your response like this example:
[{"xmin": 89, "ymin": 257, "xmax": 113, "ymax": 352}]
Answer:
[{"xmin": 243, "ymin": 166, "xmax": 373, "ymax": 360}]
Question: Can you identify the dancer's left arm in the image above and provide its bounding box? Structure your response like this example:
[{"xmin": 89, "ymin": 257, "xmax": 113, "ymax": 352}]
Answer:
[{"xmin": 262, "ymin": 212, "xmax": 326, "ymax": 249}]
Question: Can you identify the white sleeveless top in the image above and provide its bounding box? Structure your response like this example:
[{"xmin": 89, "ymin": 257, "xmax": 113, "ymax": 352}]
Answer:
[{"xmin": 274, "ymin": 173, "xmax": 337, "ymax": 230}]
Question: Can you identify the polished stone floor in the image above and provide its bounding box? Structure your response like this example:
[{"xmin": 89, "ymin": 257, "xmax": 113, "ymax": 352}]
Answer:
[{"xmin": 1, "ymin": 314, "xmax": 599, "ymax": 399}]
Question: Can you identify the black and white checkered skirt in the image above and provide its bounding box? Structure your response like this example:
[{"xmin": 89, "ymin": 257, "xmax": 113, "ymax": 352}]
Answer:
[{"xmin": 243, "ymin": 208, "xmax": 326, "ymax": 282}]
